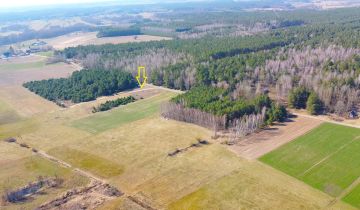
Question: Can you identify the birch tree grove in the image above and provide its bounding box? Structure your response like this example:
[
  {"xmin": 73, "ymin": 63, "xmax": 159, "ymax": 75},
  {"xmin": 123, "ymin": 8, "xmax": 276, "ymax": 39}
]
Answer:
[
  {"xmin": 229, "ymin": 107, "xmax": 266, "ymax": 143},
  {"xmin": 266, "ymin": 45, "xmax": 360, "ymax": 114},
  {"xmin": 160, "ymin": 102, "xmax": 226, "ymax": 131},
  {"xmin": 82, "ymin": 48, "xmax": 191, "ymax": 81}
]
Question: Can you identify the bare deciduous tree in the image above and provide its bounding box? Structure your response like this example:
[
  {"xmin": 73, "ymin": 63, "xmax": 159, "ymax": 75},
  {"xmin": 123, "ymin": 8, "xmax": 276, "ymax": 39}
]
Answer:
[
  {"xmin": 160, "ymin": 102, "xmax": 226, "ymax": 132},
  {"xmin": 228, "ymin": 107, "xmax": 266, "ymax": 144}
]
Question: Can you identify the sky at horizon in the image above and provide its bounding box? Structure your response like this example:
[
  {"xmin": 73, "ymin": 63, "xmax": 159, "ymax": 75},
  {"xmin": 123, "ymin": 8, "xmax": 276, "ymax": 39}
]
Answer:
[
  {"xmin": 0, "ymin": 0, "xmax": 213, "ymax": 9},
  {"xmin": 0, "ymin": 0, "xmax": 121, "ymax": 8},
  {"xmin": 0, "ymin": 0, "xmax": 219, "ymax": 9}
]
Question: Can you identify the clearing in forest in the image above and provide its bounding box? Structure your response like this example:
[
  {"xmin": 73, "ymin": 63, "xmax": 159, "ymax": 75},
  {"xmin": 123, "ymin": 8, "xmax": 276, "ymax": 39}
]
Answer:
[
  {"xmin": 228, "ymin": 115, "xmax": 322, "ymax": 159},
  {"xmin": 260, "ymin": 123, "xmax": 360, "ymax": 204}
]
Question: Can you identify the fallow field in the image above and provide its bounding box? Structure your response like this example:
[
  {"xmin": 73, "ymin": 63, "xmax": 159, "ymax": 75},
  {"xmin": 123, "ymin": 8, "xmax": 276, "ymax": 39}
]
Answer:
[{"xmin": 43, "ymin": 32, "xmax": 172, "ymax": 50}]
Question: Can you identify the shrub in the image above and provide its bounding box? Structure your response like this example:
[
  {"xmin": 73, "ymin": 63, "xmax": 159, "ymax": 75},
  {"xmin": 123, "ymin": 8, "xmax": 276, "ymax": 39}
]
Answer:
[
  {"xmin": 19, "ymin": 143, "xmax": 30, "ymax": 148},
  {"xmin": 92, "ymin": 96, "xmax": 136, "ymax": 113},
  {"xmin": 4, "ymin": 138, "xmax": 16, "ymax": 143}
]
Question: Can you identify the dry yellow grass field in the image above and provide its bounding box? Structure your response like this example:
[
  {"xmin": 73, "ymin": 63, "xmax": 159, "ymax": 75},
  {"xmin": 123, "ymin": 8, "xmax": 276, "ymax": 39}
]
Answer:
[
  {"xmin": 44, "ymin": 32, "xmax": 172, "ymax": 50},
  {"xmin": 0, "ymin": 141, "xmax": 89, "ymax": 210}
]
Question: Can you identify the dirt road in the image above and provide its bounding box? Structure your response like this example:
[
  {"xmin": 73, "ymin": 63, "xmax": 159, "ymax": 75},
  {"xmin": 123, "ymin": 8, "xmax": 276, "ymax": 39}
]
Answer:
[
  {"xmin": 228, "ymin": 116, "xmax": 323, "ymax": 160},
  {"xmin": 293, "ymin": 112, "xmax": 360, "ymax": 129}
]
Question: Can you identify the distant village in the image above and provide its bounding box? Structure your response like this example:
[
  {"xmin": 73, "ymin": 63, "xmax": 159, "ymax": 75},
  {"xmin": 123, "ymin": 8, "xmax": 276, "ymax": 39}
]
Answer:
[{"xmin": 1, "ymin": 40, "xmax": 52, "ymax": 59}]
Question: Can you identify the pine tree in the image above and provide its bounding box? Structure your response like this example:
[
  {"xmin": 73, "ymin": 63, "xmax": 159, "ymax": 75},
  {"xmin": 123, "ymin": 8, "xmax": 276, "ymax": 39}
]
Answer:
[{"xmin": 306, "ymin": 92, "xmax": 323, "ymax": 115}]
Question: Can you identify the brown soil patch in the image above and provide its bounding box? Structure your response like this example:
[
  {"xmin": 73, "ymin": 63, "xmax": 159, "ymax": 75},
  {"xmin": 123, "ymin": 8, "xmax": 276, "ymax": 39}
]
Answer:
[
  {"xmin": 227, "ymin": 115, "xmax": 323, "ymax": 159},
  {"xmin": 0, "ymin": 62, "xmax": 78, "ymax": 86}
]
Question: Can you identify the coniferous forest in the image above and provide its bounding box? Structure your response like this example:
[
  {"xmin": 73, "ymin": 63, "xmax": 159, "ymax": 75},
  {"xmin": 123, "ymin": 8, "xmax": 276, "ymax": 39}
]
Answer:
[
  {"xmin": 23, "ymin": 69, "xmax": 137, "ymax": 103},
  {"xmin": 25, "ymin": 7, "xmax": 360, "ymax": 124}
]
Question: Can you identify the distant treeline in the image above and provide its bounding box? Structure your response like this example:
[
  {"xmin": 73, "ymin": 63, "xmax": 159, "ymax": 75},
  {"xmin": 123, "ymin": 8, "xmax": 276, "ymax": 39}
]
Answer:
[
  {"xmin": 92, "ymin": 96, "xmax": 136, "ymax": 113},
  {"xmin": 23, "ymin": 69, "xmax": 137, "ymax": 103},
  {"xmin": 97, "ymin": 27, "xmax": 142, "ymax": 38},
  {"xmin": 0, "ymin": 24, "xmax": 95, "ymax": 46},
  {"xmin": 57, "ymin": 7, "xmax": 360, "ymax": 117}
]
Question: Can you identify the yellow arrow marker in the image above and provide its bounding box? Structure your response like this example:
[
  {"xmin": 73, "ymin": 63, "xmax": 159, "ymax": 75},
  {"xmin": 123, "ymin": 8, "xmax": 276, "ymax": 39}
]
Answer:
[{"xmin": 136, "ymin": 66, "xmax": 147, "ymax": 88}]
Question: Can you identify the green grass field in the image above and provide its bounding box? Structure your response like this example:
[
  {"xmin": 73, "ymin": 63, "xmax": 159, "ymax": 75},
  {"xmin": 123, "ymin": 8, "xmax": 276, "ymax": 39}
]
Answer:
[
  {"xmin": 260, "ymin": 123, "xmax": 360, "ymax": 199},
  {"xmin": 36, "ymin": 51, "xmax": 54, "ymax": 57},
  {"xmin": 71, "ymin": 92, "xmax": 176, "ymax": 133},
  {"xmin": 343, "ymin": 184, "xmax": 360, "ymax": 208}
]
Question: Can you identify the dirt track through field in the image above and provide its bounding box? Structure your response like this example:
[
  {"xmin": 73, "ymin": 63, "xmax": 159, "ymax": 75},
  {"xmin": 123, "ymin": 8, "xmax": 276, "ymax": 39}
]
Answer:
[
  {"xmin": 9, "ymin": 141, "xmax": 105, "ymax": 184},
  {"xmin": 228, "ymin": 116, "xmax": 323, "ymax": 160}
]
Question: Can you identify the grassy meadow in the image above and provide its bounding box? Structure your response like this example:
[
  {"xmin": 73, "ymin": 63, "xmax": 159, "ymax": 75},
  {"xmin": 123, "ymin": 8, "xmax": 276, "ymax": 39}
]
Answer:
[
  {"xmin": 36, "ymin": 51, "xmax": 54, "ymax": 57},
  {"xmin": 0, "ymin": 142, "xmax": 89, "ymax": 210},
  {"xmin": 260, "ymin": 123, "xmax": 360, "ymax": 206},
  {"xmin": 71, "ymin": 92, "xmax": 176, "ymax": 133},
  {"xmin": 168, "ymin": 162, "xmax": 355, "ymax": 210}
]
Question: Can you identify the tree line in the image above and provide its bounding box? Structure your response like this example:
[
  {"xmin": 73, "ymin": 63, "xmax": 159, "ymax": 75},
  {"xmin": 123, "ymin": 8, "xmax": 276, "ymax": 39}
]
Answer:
[
  {"xmin": 97, "ymin": 27, "xmax": 142, "ymax": 38},
  {"xmin": 92, "ymin": 96, "xmax": 136, "ymax": 113}
]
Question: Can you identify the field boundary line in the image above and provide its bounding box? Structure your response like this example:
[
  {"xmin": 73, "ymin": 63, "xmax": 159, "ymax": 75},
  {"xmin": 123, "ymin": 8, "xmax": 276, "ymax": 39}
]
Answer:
[
  {"xmin": 145, "ymin": 83, "xmax": 184, "ymax": 94},
  {"xmin": 326, "ymin": 175, "xmax": 360, "ymax": 208},
  {"xmin": 338, "ymin": 176, "xmax": 360, "ymax": 200},
  {"xmin": 299, "ymin": 136, "xmax": 360, "ymax": 177},
  {"xmin": 10, "ymin": 141, "xmax": 160, "ymax": 209},
  {"xmin": 294, "ymin": 112, "xmax": 360, "ymax": 129}
]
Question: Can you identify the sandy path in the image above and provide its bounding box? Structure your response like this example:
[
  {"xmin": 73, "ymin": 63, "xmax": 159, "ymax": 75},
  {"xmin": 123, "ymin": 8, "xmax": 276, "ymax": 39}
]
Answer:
[
  {"xmin": 228, "ymin": 116, "xmax": 323, "ymax": 160},
  {"xmin": 294, "ymin": 112, "xmax": 360, "ymax": 129}
]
